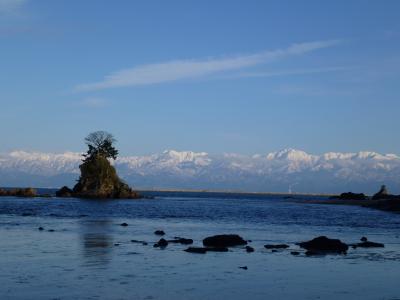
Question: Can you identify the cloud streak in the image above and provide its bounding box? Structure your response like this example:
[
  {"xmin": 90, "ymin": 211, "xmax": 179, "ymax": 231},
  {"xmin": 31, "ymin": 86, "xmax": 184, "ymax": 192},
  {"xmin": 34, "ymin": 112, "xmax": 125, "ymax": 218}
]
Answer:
[{"xmin": 75, "ymin": 40, "xmax": 340, "ymax": 92}]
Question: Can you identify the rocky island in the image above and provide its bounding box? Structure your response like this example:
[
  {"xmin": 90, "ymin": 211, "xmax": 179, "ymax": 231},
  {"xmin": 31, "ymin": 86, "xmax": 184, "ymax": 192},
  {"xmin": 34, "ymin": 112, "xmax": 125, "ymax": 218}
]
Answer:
[{"xmin": 56, "ymin": 131, "xmax": 140, "ymax": 199}]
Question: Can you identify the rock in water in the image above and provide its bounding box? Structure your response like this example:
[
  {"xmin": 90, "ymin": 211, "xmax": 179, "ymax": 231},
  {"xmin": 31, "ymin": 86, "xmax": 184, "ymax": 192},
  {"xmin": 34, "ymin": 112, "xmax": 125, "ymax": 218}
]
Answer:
[
  {"xmin": 245, "ymin": 246, "xmax": 255, "ymax": 253},
  {"xmin": 337, "ymin": 192, "xmax": 366, "ymax": 200},
  {"xmin": 203, "ymin": 234, "xmax": 247, "ymax": 248},
  {"xmin": 72, "ymin": 155, "xmax": 140, "ymax": 199},
  {"xmin": 56, "ymin": 186, "xmax": 73, "ymax": 197},
  {"xmin": 264, "ymin": 244, "xmax": 289, "ymax": 249},
  {"xmin": 184, "ymin": 247, "xmax": 207, "ymax": 254},
  {"xmin": 298, "ymin": 236, "xmax": 348, "ymax": 254}
]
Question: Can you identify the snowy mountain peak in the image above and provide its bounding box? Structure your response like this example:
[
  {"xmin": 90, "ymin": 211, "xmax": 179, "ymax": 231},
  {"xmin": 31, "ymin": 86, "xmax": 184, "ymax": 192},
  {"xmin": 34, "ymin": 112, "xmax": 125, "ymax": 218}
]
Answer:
[
  {"xmin": 0, "ymin": 148, "xmax": 399, "ymax": 193},
  {"xmin": 266, "ymin": 148, "xmax": 314, "ymax": 161}
]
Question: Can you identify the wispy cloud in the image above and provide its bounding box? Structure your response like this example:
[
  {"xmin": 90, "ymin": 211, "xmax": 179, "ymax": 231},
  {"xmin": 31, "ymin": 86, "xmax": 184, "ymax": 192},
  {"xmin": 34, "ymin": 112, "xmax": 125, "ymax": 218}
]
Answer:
[
  {"xmin": 0, "ymin": 0, "xmax": 27, "ymax": 16},
  {"xmin": 224, "ymin": 66, "xmax": 352, "ymax": 79},
  {"xmin": 74, "ymin": 40, "xmax": 341, "ymax": 92}
]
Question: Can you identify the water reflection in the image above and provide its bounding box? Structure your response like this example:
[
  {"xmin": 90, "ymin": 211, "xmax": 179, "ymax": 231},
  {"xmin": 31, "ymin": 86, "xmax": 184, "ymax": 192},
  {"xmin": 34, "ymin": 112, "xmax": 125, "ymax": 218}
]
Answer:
[{"xmin": 79, "ymin": 219, "xmax": 114, "ymax": 267}]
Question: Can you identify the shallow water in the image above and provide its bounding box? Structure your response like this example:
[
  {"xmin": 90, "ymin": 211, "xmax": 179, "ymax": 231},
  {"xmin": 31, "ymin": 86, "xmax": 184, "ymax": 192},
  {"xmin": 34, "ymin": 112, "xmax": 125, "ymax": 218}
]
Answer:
[{"xmin": 1, "ymin": 194, "xmax": 400, "ymax": 300}]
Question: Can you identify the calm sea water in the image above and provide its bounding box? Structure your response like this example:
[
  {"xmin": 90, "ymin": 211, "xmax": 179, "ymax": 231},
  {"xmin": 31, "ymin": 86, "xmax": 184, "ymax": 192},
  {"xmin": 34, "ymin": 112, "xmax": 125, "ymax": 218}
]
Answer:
[{"xmin": 1, "ymin": 192, "xmax": 400, "ymax": 300}]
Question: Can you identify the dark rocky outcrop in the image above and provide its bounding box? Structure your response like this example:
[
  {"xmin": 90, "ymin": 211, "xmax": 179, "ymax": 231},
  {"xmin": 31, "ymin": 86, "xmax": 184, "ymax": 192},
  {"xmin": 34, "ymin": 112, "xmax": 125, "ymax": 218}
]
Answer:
[
  {"xmin": 245, "ymin": 246, "xmax": 255, "ymax": 253},
  {"xmin": 203, "ymin": 234, "xmax": 247, "ymax": 248},
  {"xmin": 168, "ymin": 238, "xmax": 193, "ymax": 245},
  {"xmin": 120, "ymin": 223, "xmax": 128, "ymax": 227},
  {"xmin": 264, "ymin": 244, "xmax": 289, "ymax": 249},
  {"xmin": 154, "ymin": 238, "xmax": 168, "ymax": 248},
  {"xmin": 56, "ymin": 155, "xmax": 140, "ymax": 199},
  {"xmin": 154, "ymin": 230, "xmax": 165, "ymax": 236},
  {"xmin": 351, "ymin": 237, "xmax": 384, "ymax": 248},
  {"xmin": 335, "ymin": 192, "xmax": 367, "ymax": 200},
  {"xmin": 183, "ymin": 246, "xmax": 228, "ymax": 253},
  {"xmin": 55, "ymin": 186, "xmax": 73, "ymax": 197},
  {"xmin": 72, "ymin": 155, "xmax": 140, "ymax": 199},
  {"xmin": 298, "ymin": 236, "xmax": 348, "ymax": 254},
  {"xmin": 0, "ymin": 187, "xmax": 37, "ymax": 197},
  {"xmin": 184, "ymin": 247, "xmax": 207, "ymax": 254}
]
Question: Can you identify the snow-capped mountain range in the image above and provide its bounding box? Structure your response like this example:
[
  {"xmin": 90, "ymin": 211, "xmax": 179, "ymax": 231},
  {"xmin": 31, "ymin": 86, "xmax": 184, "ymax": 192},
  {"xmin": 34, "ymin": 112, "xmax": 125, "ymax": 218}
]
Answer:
[{"xmin": 1, "ymin": 149, "xmax": 399, "ymax": 194}]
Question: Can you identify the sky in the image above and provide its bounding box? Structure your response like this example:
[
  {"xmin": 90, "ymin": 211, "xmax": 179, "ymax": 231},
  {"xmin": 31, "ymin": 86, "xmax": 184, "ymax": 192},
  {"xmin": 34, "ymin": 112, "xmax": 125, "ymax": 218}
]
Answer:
[{"xmin": 0, "ymin": 0, "xmax": 400, "ymax": 156}]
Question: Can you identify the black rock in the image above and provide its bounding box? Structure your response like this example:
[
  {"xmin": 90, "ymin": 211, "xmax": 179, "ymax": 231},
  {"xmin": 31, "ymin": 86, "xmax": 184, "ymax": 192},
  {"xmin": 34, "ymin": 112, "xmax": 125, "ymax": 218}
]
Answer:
[
  {"xmin": 120, "ymin": 223, "xmax": 128, "ymax": 227},
  {"xmin": 154, "ymin": 238, "xmax": 168, "ymax": 248},
  {"xmin": 337, "ymin": 192, "xmax": 367, "ymax": 200},
  {"xmin": 114, "ymin": 243, "xmax": 120, "ymax": 246},
  {"xmin": 48, "ymin": 229, "xmax": 55, "ymax": 232},
  {"xmin": 168, "ymin": 238, "xmax": 193, "ymax": 245},
  {"xmin": 203, "ymin": 234, "xmax": 247, "ymax": 248},
  {"xmin": 245, "ymin": 246, "xmax": 255, "ymax": 253},
  {"xmin": 291, "ymin": 251, "xmax": 300, "ymax": 256},
  {"xmin": 298, "ymin": 236, "xmax": 348, "ymax": 254},
  {"xmin": 264, "ymin": 244, "xmax": 289, "ymax": 249},
  {"xmin": 353, "ymin": 241, "xmax": 384, "ymax": 248},
  {"xmin": 38, "ymin": 227, "xmax": 44, "ymax": 231},
  {"xmin": 55, "ymin": 186, "xmax": 73, "ymax": 197},
  {"xmin": 184, "ymin": 247, "xmax": 207, "ymax": 254},
  {"xmin": 360, "ymin": 237, "xmax": 368, "ymax": 242},
  {"xmin": 131, "ymin": 239, "xmax": 148, "ymax": 245},
  {"xmin": 154, "ymin": 230, "xmax": 165, "ymax": 236},
  {"xmin": 239, "ymin": 266, "xmax": 248, "ymax": 270}
]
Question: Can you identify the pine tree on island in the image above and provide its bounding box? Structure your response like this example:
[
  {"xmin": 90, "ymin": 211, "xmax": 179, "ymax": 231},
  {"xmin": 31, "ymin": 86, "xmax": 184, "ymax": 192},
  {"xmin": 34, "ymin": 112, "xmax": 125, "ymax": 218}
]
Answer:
[{"xmin": 56, "ymin": 131, "xmax": 140, "ymax": 199}]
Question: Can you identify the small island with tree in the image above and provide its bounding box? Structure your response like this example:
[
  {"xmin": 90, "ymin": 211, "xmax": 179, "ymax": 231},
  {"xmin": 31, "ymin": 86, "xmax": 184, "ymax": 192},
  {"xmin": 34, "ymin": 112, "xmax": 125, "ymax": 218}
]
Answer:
[{"xmin": 56, "ymin": 131, "xmax": 140, "ymax": 199}]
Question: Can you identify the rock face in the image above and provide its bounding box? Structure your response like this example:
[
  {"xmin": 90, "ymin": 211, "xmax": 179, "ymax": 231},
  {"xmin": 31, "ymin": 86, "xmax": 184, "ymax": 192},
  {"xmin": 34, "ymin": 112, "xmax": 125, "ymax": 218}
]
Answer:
[
  {"xmin": 203, "ymin": 234, "xmax": 247, "ymax": 248},
  {"xmin": 298, "ymin": 236, "xmax": 348, "ymax": 254},
  {"xmin": 56, "ymin": 155, "xmax": 140, "ymax": 199}
]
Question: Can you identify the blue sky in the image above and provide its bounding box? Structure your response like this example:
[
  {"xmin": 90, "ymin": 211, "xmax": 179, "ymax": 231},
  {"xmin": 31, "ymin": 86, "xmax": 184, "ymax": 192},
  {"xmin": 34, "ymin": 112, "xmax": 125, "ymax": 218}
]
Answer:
[{"xmin": 1, "ymin": 0, "xmax": 400, "ymax": 156}]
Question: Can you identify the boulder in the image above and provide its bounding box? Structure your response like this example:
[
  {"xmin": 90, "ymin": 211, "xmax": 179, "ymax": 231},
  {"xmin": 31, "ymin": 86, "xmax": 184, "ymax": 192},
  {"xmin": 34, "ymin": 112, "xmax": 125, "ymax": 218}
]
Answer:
[
  {"xmin": 154, "ymin": 230, "xmax": 165, "ymax": 236},
  {"xmin": 154, "ymin": 238, "xmax": 168, "ymax": 248},
  {"xmin": 184, "ymin": 247, "xmax": 207, "ymax": 254},
  {"xmin": 168, "ymin": 238, "xmax": 193, "ymax": 245},
  {"xmin": 353, "ymin": 241, "xmax": 384, "ymax": 248},
  {"xmin": 264, "ymin": 244, "xmax": 289, "ymax": 249},
  {"xmin": 183, "ymin": 246, "xmax": 228, "ymax": 253},
  {"xmin": 245, "ymin": 246, "xmax": 255, "ymax": 253},
  {"xmin": 203, "ymin": 234, "xmax": 247, "ymax": 248},
  {"xmin": 298, "ymin": 236, "xmax": 348, "ymax": 254}
]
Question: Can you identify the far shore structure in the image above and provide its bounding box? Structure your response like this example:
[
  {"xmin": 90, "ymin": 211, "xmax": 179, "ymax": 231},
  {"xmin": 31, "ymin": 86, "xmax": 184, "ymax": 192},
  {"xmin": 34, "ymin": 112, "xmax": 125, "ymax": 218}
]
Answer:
[{"xmin": 56, "ymin": 131, "xmax": 140, "ymax": 199}]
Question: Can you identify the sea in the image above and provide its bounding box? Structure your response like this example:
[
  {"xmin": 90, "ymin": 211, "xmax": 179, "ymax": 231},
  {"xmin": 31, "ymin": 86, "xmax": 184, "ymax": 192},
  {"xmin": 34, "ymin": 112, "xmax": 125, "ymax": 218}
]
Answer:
[{"xmin": 1, "ymin": 190, "xmax": 400, "ymax": 300}]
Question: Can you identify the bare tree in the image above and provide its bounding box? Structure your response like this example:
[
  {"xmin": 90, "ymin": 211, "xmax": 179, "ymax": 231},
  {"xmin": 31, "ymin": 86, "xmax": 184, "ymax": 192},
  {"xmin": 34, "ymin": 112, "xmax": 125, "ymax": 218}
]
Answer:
[{"xmin": 83, "ymin": 131, "xmax": 118, "ymax": 160}]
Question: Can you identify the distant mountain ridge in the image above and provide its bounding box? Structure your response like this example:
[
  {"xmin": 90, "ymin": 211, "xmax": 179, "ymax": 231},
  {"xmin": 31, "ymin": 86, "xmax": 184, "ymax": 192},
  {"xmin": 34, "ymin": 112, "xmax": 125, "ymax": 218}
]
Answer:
[{"xmin": 0, "ymin": 148, "xmax": 399, "ymax": 194}]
